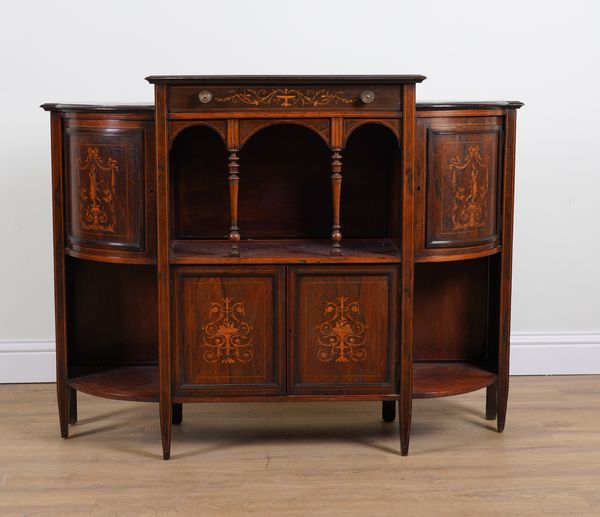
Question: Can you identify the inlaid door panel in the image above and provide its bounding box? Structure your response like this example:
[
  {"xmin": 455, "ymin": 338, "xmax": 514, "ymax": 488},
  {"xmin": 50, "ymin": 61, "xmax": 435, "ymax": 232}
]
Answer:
[
  {"xmin": 64, "ymin": 126, "xmax": 149, "ymax": 256},
  {"xmin": 419, "ymin": 119, "xmax": 503, "ymax": 251},
  {"xmin": 173, "ymin": 266, "xmax": 284, "ymax": 396},
  {"xmin": 288, "ymin": 266, "xmax": 398, "ymax": 395}
]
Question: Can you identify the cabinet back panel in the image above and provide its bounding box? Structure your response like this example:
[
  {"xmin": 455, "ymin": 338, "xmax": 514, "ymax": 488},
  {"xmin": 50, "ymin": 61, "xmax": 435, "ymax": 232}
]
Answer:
[
  {"xmin": 414, "ymin": 258, "xmax": 488, "ymax": 362},
  {"xmin": 238, "ymin": 124, "xmax": 330, "ymax": 239},
  {"xmin": 171, "ymin": 125, "xmax": 230, "ymax": 239},
  {"xmin": 67, "ymin": 258, "xmax": 158, "ymax": 369},
  {"xmin": 343, "ymin": 124, "xmax": 400, "ymax": 240}
]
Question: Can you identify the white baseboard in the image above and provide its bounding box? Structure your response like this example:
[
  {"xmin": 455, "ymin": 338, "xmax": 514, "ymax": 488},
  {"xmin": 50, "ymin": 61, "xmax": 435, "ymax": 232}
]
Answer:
[
  {"xmin": 0, "ymin": 341, "xmax": 56, "ymax": 383},
  {"xmin": 510, "ymin": 332, "xmax": 600, "ymax": 375},
  {"xmin": 0, "ymin": 333, "xmax": 599, "ymax": 383}
]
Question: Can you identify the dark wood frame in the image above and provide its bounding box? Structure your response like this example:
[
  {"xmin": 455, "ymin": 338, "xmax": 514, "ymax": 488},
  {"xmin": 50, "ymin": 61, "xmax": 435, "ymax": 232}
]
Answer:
[{"xmin": 42, "ymin": 76, "xmax": 522, "ymax": 460}]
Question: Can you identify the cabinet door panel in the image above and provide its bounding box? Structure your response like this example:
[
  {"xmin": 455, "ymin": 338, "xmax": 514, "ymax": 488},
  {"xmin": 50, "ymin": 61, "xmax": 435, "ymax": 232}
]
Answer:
[
  {"xmin": 288, "ymin": 266, "xmax": 398, "ymax": 395},
  {"xmin": 173, "ymin": 266, "xmax": 284, "ymax": 396},
  {"xmin": 423, "ymin": 122, "xmax": 502, "ymax": 250},
  {"xmin": 64, "ymin": 126, "xmax": 149, "ymax": 255}
]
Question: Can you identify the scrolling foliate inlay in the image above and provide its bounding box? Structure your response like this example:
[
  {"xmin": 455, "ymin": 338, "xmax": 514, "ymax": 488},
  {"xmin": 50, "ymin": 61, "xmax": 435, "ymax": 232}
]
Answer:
[
  {"xmin": 78, "ymin": 147, "xmax": 118, "ymax": 233},
  {"xmin": 317, "ymin": 297, "xmax": 367, "ymax": 363},
  {"xmin": 449, "ymin": 145, "xmax": 489, "ymax": 231},
  {"xmin": 215, "ymin": 88, "xmax": 355, "ymax": 108},
  {"xmin": 201, "ymin": 297, "xmax": 254, "ymax": 365}
]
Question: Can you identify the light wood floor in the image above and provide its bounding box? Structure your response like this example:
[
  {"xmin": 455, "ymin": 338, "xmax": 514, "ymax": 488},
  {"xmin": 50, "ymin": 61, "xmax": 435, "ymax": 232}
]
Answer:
[{"xmin": 1, "ymin": 376, "xmax": 599, "ymax": 516}]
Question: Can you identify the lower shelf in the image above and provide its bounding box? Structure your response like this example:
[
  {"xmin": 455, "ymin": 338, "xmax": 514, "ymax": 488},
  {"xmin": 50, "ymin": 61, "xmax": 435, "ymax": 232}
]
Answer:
[
  {"xmin": 413, "ymin": 362, "xmax": 497, "ymax": 399},
  {"xmin": 67, "ymin": 363, "xmax": 496, "ymax": 402},
  {"xmin": 69, "ymin": 366, "xmax": 159, "ymax": 402}
]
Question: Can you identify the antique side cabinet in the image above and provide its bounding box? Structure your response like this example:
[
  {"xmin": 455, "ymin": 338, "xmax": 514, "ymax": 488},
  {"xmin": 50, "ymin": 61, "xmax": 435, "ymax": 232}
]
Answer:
[{"xmin": 42, "ymin": 75, "xmax": 523, "ymax": 459}]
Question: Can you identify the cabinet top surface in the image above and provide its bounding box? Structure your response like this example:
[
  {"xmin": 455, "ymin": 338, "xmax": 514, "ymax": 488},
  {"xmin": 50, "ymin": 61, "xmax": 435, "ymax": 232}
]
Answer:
[
  {"xmin": 40, "ymin": 102, "xmax": 155, "ymax": 112},
  {"xmin": 41, "ymin": 100, "xmax": 524, "ymax": 112},
  {"xmin": 145, "ymin": 74, "xmax": 427, "ymax": 84},
  {"xmin": 418, "ymin": 100, "xmax": 523, "ymax": 110}
]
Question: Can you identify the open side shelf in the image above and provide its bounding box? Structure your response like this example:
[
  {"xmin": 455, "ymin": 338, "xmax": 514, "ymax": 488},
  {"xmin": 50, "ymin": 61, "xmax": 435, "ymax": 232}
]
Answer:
[
  {"xmin": 413, "ymin": 362, "xmax": 497, "ymax": 399},
  {"xmin": 170, "ymin": 239, "xmax": 401, "ymax": 264},
  {"xmin": 68, "ymin": 366, "xmax": 159, "ymax": 402}
]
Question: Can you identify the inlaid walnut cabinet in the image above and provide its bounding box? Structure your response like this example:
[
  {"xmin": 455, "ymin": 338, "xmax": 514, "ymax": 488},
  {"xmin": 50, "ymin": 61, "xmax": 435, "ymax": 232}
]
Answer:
[{"xmin": 42, "ymin": 75, "xmax": 523, "ymax": 459}]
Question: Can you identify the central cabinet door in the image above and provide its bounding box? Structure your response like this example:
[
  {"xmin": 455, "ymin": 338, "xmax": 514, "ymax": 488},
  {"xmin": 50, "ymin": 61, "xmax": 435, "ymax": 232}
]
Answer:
[
  {"xmin": 173, "ymin": 266, "xmax": 284, "ymax": 396},
  {"xmin": 288, "ymin": 265, "xmax": 398, "ymax": 395}
]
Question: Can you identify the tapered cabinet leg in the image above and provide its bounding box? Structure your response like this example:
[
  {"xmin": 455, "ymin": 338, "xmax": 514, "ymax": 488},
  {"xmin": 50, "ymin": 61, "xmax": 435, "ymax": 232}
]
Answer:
[
  {"xmin": 57, "ymin": 378, "xmax": 69, "ymax": 438},
  {"xmin": 156, "ymin": 84, "xmax": 173, "ymax": 460},
  {"xmin": 399, "ymin": 396, "xmax": 412, "ymax": 456},
  {"xmin": 486, "ymin": 383, "xmax": 497, "ymax": 420},
  {"xmin": 399, "ymin": 84, "xmax": 416, "ymax": 457},
  {"xmin": 172, "ymin": 403, "xmax": 183, "ymax": 425},
  {"xmin": 160, "ymin": 401, "xmax": 172, "ymax": 460},
  {"xmin": 497, "ymin": 377, "xmax": 509, "ymax": 432},
  {"xmin": 382, "ymin": 401, "xmax": 396, "ymax": 422},
  {"xmin": 68, "ymin": 387, "xmax": 78, "ymax": 424},
  {"xmin": 496, "ymin": 110, "xmax": 516, "ymax": 434}
]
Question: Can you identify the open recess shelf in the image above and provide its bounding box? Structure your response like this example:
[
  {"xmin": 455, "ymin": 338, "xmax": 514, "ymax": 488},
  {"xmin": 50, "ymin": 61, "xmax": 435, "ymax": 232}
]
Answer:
[
  {"xmin": 68, "ymin": 366, "xmax": 159, "ymax": 402},
  {"xmin": 413, "ymin": 362, "xmax": 497, "ymax": 399},
  {"xmin": 170, "ymin": 239, "xmax": 401, "ymax": 264}
]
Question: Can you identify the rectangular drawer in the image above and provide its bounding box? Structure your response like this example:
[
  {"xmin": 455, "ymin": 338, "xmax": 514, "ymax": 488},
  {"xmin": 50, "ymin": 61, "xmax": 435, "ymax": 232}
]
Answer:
[
  {"xmin": 288, "ymin": 265, "xmax": 398, "ymax": 395},
  {"xmin": 168, "ymin": 84, "xmax": 401, "ymax": 112},
  {"xmin": 173, "ymin": 266, "xmax": 284, "ymax": 396}
]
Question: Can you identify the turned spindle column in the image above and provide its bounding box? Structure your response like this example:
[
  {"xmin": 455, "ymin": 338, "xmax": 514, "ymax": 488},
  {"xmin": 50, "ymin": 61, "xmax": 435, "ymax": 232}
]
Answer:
[
  {"xmin": 331, "ymin": 149, "xmax": 343, "ymax": 255},
  {"xmin": 228, "ymin": 150, "xmax": 240, "ymax": 257}
]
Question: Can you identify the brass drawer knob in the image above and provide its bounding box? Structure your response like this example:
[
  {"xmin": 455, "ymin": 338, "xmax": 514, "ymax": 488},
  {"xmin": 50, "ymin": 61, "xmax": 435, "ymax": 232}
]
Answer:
[
  {"xmin": 198, "ymin": 90, "xmax": 213, "ymax": 104},
  {"xmin": 360, "ymin": 91, "xmax": 375, "ymax": 104}
]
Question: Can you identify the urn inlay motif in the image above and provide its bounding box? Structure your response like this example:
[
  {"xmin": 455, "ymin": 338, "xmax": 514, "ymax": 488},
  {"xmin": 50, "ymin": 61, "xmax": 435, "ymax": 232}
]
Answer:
[
  {"xmin": 316, "ymin": 297, "xmax": 367, "ymax": 363},
  {"xmin": 215, "ymin": 88, "xmax": 355, "ymax": 108},
  {"xmin": 201, "ymin": 297, "xmax": 254, "ymax": 365},
  {"xmin": 449, "ymin": 145, "xmax": 489, "ymax": 231},
  {"xmin": 78, "ymin": 147, "xmax": 118, "ymax": 233}
]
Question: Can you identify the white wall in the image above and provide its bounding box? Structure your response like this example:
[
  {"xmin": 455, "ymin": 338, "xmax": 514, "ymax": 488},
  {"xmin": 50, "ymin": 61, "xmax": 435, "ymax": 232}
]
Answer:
[{"xmin": 1, "ymin": 0, "xmax": 599, "ymax": 381}]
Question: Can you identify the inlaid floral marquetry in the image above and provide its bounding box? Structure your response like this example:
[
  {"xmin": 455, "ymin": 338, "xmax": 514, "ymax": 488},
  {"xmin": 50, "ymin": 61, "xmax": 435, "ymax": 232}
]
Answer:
[
  {"xmin": 201, "ymin": 297, "xmax": 254, "ymax": 365},
  {"xmin": 316, "ymin": 297, "xmax": 367, "ymax": 363},
  {"xmin": 215, "ymin": 88, "xmax": 355, "ymax": 108},
  {"xmin": 449, "ymin": 145, "xmax": 489, "ymax": 231},
  {"xmin": 65, "ymin": 127, "xmax": 146, "ymax": 255},
  {"xmin": 78, "ymin": 147, "xmax": 118, "ymax": 233},
  {"xmin": 424, "ymin": 126, "xmax": 501, "ymax": 249}
]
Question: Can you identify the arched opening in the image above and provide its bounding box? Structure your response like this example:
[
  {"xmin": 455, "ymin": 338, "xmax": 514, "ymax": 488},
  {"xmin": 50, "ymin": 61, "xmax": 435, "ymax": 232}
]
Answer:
[
  {"xmin": 169, "ymin": 121, "xmax": 401, "ymax": 244},
  {"xmin": 170, "ymin": 125, "xmax": 229, "ymax": 239},
  {"xmin": 239, "ymin": 124, "xmax": 331, "ymax": 239},
  {"xmin": 343, "ymin": 123, "xmax": 401, "ymax": 241}
]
